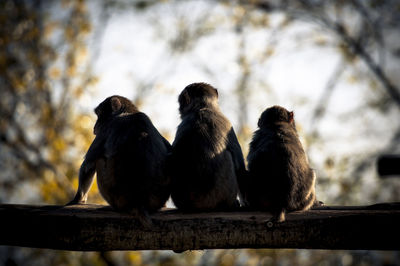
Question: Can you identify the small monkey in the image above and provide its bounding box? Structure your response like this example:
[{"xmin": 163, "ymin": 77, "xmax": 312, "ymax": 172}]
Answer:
[
  {"xmin": 68, "ymin": 95, "xmax": 171, "ymax": 225},
  {"xmin": 244, "ymin": 105, "xmax": 320, "ymax": 222},
  {"xmin": 169, "ymin": 83, "xmax": 246, "ymax": 211}
]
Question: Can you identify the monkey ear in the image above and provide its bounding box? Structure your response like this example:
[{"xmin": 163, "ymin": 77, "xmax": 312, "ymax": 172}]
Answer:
[
  {"xmin": 111, "ymin": 97, "xmax": 122, "ymax": 113},
  {"xmin": 179, "ymin": 90, "xmax": 190, "ymax": 108},
  {"xmin": 289, "ymin": 111, "xmax": 294, "ymax": 123},
  {"xmin": 214, "ymin": 88, "xmax": 219, "ymax": 98},
  {"xmin": 257, "ymin": 118, "xmax": 264, "ymax": 128}
]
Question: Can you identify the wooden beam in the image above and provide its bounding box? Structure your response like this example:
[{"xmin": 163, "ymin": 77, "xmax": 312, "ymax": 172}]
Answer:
[{"xmin": 1, "ymin": 203, "xmax": 399, "ymax": 251}]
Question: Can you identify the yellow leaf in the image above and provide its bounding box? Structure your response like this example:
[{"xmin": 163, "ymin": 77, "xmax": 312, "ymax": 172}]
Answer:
[
  {"xmin": 49, "ymin": 67, "xmax": 61, "ymax": 79},
  {"xmin": 54, "ymin": 137, "xmax": 67, "ymax": 152},
  {"xmin": 67, "ymin": 66, "xmax": 76, "ymax": 77},
  {"xmin": 265, "ymin": 47, "xmax": 274, "ymax": 57},
  {"xmin": 44, "ymin": 21, "xmax": 59, "ymax": 39},
  {"xmin": 75, "ymin": 46, "xmax": 87, "ymax": 63},
  {"xmin": 126, "ymin": 251, "xmax": 142, "ymax": 265}
]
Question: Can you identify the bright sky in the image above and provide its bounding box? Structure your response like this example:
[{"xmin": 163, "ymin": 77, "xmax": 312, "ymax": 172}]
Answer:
[
  {"xmin": 76, "ymin": 1, "xmax": 400, "ymax": 204},
  {"xmin": 87, "ymin": 2, "xmax": 395, "ymax": 145}
]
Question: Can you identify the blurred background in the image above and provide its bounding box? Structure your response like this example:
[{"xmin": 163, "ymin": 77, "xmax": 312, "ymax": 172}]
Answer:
[{"xmin": 1, "ymin": 0, "xmax": 400, "ymax": 265}]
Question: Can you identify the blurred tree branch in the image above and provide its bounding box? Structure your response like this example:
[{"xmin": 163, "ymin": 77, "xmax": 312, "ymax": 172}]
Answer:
[
  {"xmin": 0, "ymin": 0, "xmax": 105, "ymax": 204},
  {"xmin": 246, "ymin": 0, "xmax": 400, "ymax": 107},
  {"xmin": 311, "ymin": 59, "xmax": 347, "ymax": 127}
]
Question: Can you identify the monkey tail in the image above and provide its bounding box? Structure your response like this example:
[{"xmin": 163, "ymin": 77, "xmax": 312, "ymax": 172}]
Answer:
[
  {"xmin": 266, "ymin": 208, "xmax": 286, "ymax": 228},
  {"xmin": 130, "ymin": 207, "xmax": 153, "ymax": 228},
  {"xmin": 269, "ymin": 208, "xmax": 286, "ymax": 223},
  {"xmin": 276, "ymin": 209, "xmax": 286, "ymax": 222}
]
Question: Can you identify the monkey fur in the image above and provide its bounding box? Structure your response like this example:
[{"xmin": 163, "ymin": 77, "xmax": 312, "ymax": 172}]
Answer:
[
  {"xmin": 169, "ymin": 83, "xmax": 246, "ymax": 211},
  {"xmin": 243, "ymin": 105, "xmax": 320, "ymax": 222},
  {"xmin": 68, "ymin": 95, "xmax": 171, "ymax": 226}
]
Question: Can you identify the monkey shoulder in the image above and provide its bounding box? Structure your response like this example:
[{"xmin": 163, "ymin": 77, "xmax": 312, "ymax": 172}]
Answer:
[
  {"xmin": 172, "ymin": 110, "xmax": 234, "ymax": 166},
  {"xmin": 250, "ymin": 128, "xmax": 280, "ymax": 150},
  {"xmin": 248, "ymin": 128, "xmax": 292, "ymax": 164},
  {"xmin": 129, "ymin": 112, "xmax": 171, "ymax": 151},
  {"xmin": 199, "ymin": 109, "xmax": 232, "ymax": 139},
  {"xmin": 105, "ymin": 112, "xmax": 168, "ymax": 157},
  {"xmin": 177, "ymin": 110, "xmax": 226, "ymax": 137},
  {"xmin": 260, "ymin": 125, "xmax": 300, "ymax": 146},
  {"xmin": 196, "ymin": 108, "xmax": 230, "ymax": 124},
  {"xmin": 119, "ymin": 112, "xmax": 162, "ymax": 137}
]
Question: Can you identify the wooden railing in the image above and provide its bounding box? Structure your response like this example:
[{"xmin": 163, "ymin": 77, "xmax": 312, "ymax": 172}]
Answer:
[{"xmin": 1, "ymin": 203, "xmax": 399, "ymax": 251}]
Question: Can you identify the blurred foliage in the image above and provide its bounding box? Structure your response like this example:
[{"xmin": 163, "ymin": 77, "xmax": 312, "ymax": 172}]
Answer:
[
  {"xmin": 0, "ymin": 0, "xmax": 103, "ymax": 204},
  {"xmin": 1, "ymin": 0, "xmax": 400, "ymax": 265},
  {"xmin": 0, "ymin": 0, "xmax": 107, "ymax": 264}
]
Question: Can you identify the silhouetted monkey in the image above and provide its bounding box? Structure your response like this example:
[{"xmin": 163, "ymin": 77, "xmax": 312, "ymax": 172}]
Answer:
[
  {"xmin": 68, "ymin": 95, "xmax": 171, "ymax": 225},
  {"xmin": 244, "ymin": 105, "xmax": 320, "ymax": 222},
  {"xmin": 169, "ymin": 83, "xmax": 246, "ymax": 211}
]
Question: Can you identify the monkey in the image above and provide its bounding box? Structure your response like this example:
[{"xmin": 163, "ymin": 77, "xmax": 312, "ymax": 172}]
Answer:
[
  {"xmin": 243, "ymin": 105, "xmax": 321, "ymax": 222},
  {"xmin": 67, "ymin": 95, "xmax": 171, "ymax": 226},
  {"xmin": 168, "ymin": 82, "xmax": 247, "ymax": 211}
]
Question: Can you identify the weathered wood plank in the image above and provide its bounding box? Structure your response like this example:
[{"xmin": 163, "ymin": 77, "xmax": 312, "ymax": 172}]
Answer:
[{"xmin": 0, "ymin": 203, "xmax": 399, "ymax": 251}]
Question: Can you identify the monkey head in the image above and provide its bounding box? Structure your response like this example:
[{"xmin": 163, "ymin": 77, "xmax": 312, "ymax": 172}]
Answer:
[
  {"xmin": 178, "ymin": 83, "xmax": 219, "ymax": 116},
  {"xmin": 93, "ymin": 95, "xmax": 139, "ymax": 135},
  {"xmin": 257, "ymin": 105, "xmax": 294, "ymax": 128}
]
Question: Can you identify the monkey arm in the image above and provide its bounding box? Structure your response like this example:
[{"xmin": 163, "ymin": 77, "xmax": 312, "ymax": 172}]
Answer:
[
  {"xmin": 67, "ymin": 159, "xmax": 96, "ymax": 204},
  {"xmin": 227, "ymin": 128, "xmax": 246, "ymax": 173},
  {"xmin": 85, "ymin": 136, "xmax": 105, "ymax": 162},
  {"xmin": 161, "ymin": 136, "xmax": 172, "ymax": 150},
  {"xmin": 67, "ymin": 137, "xmax": 104, "ymax": 205},
  {"xmin": 227, "ymin": 128, "xmax": 248, "ymax": 203},
  {"xmin": 144, "ymin": 114, "xmax": 172, "ymax": 151},
  {"xmin": 103, "ymin": 113, "xmax": 171, "ymax": 157}
]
